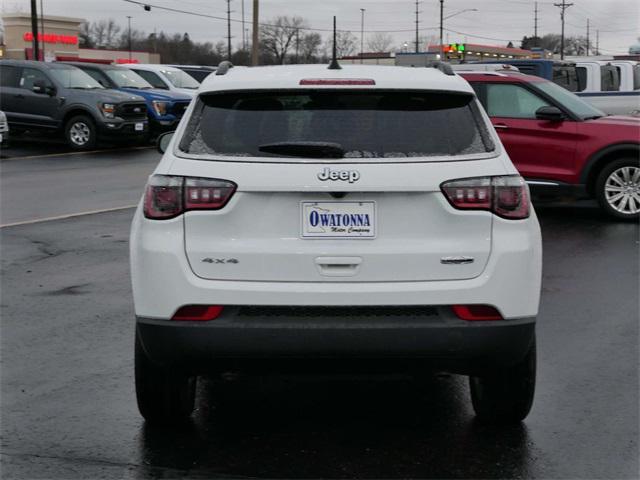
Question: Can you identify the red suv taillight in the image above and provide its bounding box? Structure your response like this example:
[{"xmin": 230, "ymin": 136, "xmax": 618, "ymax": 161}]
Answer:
[
  {"xmin": 144, "ymin": 175, "xmax": 236, "ymax": 219},
  {"xmin": 440, "ymin": 175, "xmax": 530, "ymax": 219}
]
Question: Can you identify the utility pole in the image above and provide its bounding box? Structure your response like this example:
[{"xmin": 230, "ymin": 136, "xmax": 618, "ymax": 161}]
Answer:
[
  {"xmin": 241, "ymin": 0, "xmax": 246, "ymax": 51},
  {"xmin": 251, "ymin": 0, "xmax": 259, "ymax": 65},
  {"xmin": 596, "ymin": 29, "xmax": 599, "ymax": 55},
  {"xmin": 40, "ymin": 0, "xmax": 45, "ymax": 60},
  {"xmin": 586, "ymin": 18, "xmax": 590, "ymax": 56},
  {"xmin": 127, "ymin": 16, "xmax": 132, "ymax": 62},
  {"xmin": 360, "ymin": 8, "xmax": 365, "ymax": 63},
  {"xmin": 439, "ymin": 0, "xmax": 444, "ymax": 61},
  {"xmin": 30, "ymin": 0, "xmax": 39, "ymax": 60},
  {"xmin": 554, "ymin": 0, "xmax": 573, "ymax": 60},
  {"xmin": 414, "ymin": 0, "xmax": 420, "ymax": 53},
  {"xmin": 534, "ymin": 1, "xmax": 539, "ymax": 46},
  {"xmin": 295, "ymin": 28, "xmax": 300, "ymax": 63},
  {"xmin": 226, "ymin": 0, "xmax": 232, "ymax": 61}
]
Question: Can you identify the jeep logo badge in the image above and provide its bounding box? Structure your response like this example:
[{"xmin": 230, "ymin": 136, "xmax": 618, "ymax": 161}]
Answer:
[{"xmin": 317, "ymin": 167, "xmax": 360, "ymax": 183}]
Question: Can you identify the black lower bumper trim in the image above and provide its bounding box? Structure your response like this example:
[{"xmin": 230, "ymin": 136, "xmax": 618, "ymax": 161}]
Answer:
[{"xmin": 136, "ymin": 308, "xmax": 535, "ymax": 375}]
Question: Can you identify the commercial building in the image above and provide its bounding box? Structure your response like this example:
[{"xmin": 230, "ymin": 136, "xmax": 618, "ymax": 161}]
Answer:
[
  {"xmin": 427, "ymin": 43, "xmax": 535, "ymax": 63},
  {"xmin": 1, "ymin": 13, "xmax": 159, "ymax": 64}
]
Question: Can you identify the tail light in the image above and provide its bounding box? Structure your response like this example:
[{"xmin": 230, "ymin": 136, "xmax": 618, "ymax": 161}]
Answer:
[
  {"xmin": 144, "ymin": 175, "xmax": 236, "ymax": 219},
  {"xmin": 172, "ymin": 305, "xmax": 224, "ymax": 321},
  {"xmin": 452, "ymin": 305, "xmax": 503, "ymax": 321},
  {"xmin": 440, "ymin": 175, "xmax": 530, "ymax": 219}
]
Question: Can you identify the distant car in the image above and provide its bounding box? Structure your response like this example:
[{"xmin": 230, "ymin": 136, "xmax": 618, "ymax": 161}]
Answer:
[
  {"xmin": 460, "ymin": 70, "xmax": 640, "ymax": 219},
  {"xmin": 0, "ymin": 111, "xmax": 9, "ymax": 147},
  {"xmin": 120, "ymin": 64, "xmax": 200, "ymax": 97},
  {"xmin": 63, "ymin": 62, "xmax": 192, "ymax": 134},
  {"xmin": 169, "ymin": 65, "xmax": 216, "ymax": 82},
  {"xmin": 0, "ymin": 60, "xmax": 148, "ymax": 150},
  {"xmin": 132, "ymin": 63, "xmax": 542, "ymax": 425}
]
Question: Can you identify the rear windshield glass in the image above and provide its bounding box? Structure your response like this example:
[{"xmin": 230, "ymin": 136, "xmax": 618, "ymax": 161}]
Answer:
[
  {"xmin": 552, "ymin": 66, "xmax": 580, "ymax": 92},
  {"xmin": 600, "ymin": 66, "xmax": 620, "ymax": 91},
  {"xmin": 179, "ymin": 90, "xmax": 494, "ymax": 159}
]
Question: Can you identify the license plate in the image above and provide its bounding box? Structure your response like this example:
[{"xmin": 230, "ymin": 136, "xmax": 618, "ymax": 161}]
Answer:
[
  {"xmin": 134, "ymin": 123, "xmax": 144, "ymax": 131},
  {"xmin": 301, "ymin": 202, "xmax": 376, "ymax": 239}
]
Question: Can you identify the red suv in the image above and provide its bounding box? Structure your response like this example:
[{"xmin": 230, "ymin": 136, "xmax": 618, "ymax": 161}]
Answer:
[{"xmin": 460, "ymin": 71, "xmax": 640, "ymax": 220}]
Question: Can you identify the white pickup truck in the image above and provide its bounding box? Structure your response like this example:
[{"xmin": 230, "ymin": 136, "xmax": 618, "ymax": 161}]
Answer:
[{"xmin": 575, "ymin": 60, "xmax": 640, "ymax": 116}]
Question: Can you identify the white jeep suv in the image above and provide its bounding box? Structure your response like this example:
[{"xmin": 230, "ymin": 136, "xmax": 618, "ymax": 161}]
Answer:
[{"xmin": 131, "ymin": 63, "xmax": 542, "ymax": 424}]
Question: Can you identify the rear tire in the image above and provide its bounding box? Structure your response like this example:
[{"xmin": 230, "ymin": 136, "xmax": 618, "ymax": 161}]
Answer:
[
  {"xmin": 135, "ymin": 329, "xmax": 196, "ymax": 424},
  {"xmin": 64, "ymin": 115, "xmax": 97, "ymax": 150},
  {"xmin": 595, "ymin": 158, "xmax": 640, "ymax": 221},
  {"xmin": 469, "ymin": 337, "xmax": 536, "ymax": 424}
]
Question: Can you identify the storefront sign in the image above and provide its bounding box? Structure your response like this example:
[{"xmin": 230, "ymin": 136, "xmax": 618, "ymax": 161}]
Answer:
[{"xmin": 23, "ymin": 32, "xmax": 78, "ymax": 45}]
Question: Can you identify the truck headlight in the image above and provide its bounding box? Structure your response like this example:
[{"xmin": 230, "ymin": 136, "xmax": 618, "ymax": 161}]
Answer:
[
  {"xmin": 100, "ymin": 103, "xmax": 116, "ymax": 119},
  {"xmin": 152, "ymin": 100, "xmax": 169, "ymax": 116}
]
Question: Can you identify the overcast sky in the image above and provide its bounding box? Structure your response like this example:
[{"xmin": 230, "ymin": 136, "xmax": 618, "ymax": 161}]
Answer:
[{"xmin": 4, "ymin": 0, "xmax": 639, "ymax": 55}]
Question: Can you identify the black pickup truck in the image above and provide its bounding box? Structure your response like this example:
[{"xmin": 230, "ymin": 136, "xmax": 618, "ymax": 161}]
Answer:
[{"xmin": 0, "ymin": 60, "xmax": 148, "ymax": 150}]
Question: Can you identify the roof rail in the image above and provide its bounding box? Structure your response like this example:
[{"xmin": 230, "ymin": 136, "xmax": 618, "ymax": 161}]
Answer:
[
  {"xmin": 425, "ymin": 61, "xmax": 454, "ymax": 76},
  {"xmin": 215, "ymin": 61, "xmax": 234, "ymax": 76}
]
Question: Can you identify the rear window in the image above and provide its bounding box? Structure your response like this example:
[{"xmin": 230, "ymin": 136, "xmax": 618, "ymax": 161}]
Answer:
[
  {"xmin": 634, "ymin": 65, "xmax": 640, "ymax": 90},
  {"xmin": 552, "ymin": 66, "xmax": 580, "ymax": 92},
  {"xmin": 179, "ymin": 90, "xmax": 494, "ymax": 160},
  {"xmin": 600, "ymin": 66, "xmax": 620, "ymax": 91}
]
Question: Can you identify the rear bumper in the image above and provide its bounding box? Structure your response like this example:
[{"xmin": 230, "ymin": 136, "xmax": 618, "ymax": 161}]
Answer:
[{"xmin": 136, "ymin": 307, "xmax": 535, "ymax": 374}]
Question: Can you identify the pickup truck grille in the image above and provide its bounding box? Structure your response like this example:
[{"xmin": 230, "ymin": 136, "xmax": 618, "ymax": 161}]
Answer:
[
  {"xmin": 170, "ymin": 101, "xmax": 190, "ymax": 118},
  {"xmin": 117, "ymin": 102, "xmax": 147, "ymax": 120}
]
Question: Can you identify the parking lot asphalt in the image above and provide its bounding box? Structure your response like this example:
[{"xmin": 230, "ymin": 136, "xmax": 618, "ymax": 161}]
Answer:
[{"xmin": 1, "ymin": 143, "xmax": 638, "ymax": 479}]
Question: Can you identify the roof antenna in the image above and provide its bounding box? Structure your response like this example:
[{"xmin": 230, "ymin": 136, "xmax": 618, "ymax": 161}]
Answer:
[{"xmin": 328, "ymin": 16, "xmax": 342, "ymax": 70}]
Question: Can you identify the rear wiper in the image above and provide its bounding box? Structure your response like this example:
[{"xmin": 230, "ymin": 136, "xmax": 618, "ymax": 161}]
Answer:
[{"xmin": 258, "ymin": 142, "xmax": 344, "ymax": 158}]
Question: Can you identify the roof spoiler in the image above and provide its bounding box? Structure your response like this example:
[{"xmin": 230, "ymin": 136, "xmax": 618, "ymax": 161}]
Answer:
[
  {"xmin": 425, "ymin": 61, "xmax": 455, "ymax": 76},
  {"xmin": 216, "ymin": 61, "xmax": 234, "ymax": 76}
]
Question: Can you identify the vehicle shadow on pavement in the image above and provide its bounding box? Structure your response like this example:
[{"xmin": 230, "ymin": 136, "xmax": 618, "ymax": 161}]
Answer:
[{"xmin": 135, "ymin": 373, "xmax": 534, "ymax": 479}]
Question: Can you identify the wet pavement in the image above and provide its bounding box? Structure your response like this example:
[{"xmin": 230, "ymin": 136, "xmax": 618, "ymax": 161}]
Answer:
[{"xmin": 0, "ymin": 145, "xmax": 638, "ymax": 479}]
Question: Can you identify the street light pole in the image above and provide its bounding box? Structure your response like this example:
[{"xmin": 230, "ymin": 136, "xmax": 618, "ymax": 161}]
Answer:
[
  {"xmin": 127, "ymin": 16, "xmax": 132, "ymax": 62},
  {"xmin": 360, "ymin": 8, "xmax": 365, "ymax": 64}
]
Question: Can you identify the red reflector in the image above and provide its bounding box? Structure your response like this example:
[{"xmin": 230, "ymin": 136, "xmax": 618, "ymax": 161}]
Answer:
[
  {"xmin": 172, "ymin": 305, "xmax": 224, "ymax": 321},
  {"xmin": 452, "ymin": 305, "xmax": 503, "ymax": 321},
  {"xmin": 299, "ymin": 78, "xmax": 376, "ymax": 85}
]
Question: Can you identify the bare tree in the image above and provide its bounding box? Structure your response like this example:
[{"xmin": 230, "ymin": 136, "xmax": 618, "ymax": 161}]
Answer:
[
  {"xmin": 79, "ymin": 22, "xmax": 94, "ymax": 48},
  {"xmin": 89, "ymin": 19, "xmax": 121, "ymax": 48},
  {"xmin": 104, "ymin": 19, "xmax": 121, "ymax": 47},
  {"xmin": 366, "ymin": 32, "xmax": 394, "ymax": 52},
  {"xmin": 326, "ymin": 31, "xmax": 358, "ymax": 58},
  {"xmin": 260, "ymin": 16, "xmax": 307, "ymax": 64},
  {"xmin": 299, "ymin": 32, "xmax": 322, "ymax": 62}
]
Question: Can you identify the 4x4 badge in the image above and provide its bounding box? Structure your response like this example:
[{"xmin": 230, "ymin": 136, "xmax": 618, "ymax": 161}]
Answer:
[{"xmin": 202, "ymin": 258, "xmax": 239, "ymax": 264}]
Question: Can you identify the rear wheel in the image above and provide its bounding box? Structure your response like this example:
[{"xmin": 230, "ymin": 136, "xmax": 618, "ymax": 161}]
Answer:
[
  {"xmin": 469, "ymin": 337, "xmax": 536, "ymax": 423},
  {"xmin": 135, "ymin": 330, "xmax": 196, "ymax": 423},
  {"xmin": 595, "ymin": 158, "xmax": 640, "ymax": 221},
  {"xmin": 64, "ymin": 115, "xmax": 96, "ymax": 150}
]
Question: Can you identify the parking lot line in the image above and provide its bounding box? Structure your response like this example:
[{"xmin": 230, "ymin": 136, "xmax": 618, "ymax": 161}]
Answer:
[
  {"xmin": 2, "ymin": 145, "xmax": 154, "ymax": 161},
  {"xmin": 0, "ymin": 205, "xmax": 138, "ymax": 228}
]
